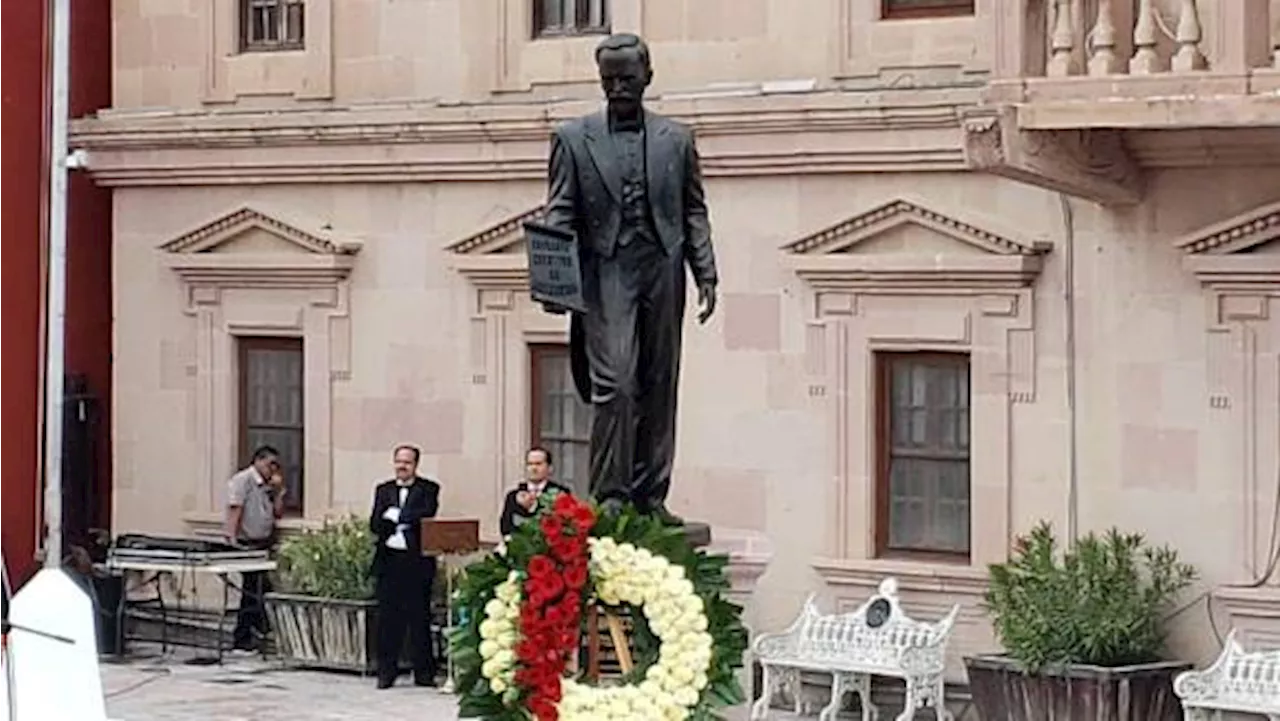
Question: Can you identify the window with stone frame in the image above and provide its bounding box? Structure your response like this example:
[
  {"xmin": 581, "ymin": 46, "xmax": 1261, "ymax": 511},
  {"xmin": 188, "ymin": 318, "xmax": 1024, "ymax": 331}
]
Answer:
[
  {"xmin": 239, "ymin": 336, "xmax": 304, "ymax": 514},
  {"xmin": 533, "ymin": 0, "xmax": 610, "ymax": 38},
  {"xmin": 875, "ymin": 351, "xmax": 971, "ymax": 558},
  {"xmin": 240, "ymin": 0, "xmax": 305, "ymax": 52},
  {"xmin": 881, "ymin": 0, "xmax": 974, "ymax": 20},
  {"xmin": 529, "ymin": 344, "xmax": 592, "ymax": 495}
]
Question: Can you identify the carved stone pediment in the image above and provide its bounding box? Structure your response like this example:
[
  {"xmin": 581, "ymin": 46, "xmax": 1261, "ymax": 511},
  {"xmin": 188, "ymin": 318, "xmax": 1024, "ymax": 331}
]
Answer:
[
  {"xmin": 781, "ymin": 198, "xmax": 1050, "ymax": 291},
  {"xmin": 1175, "ymin": 200, "xmax": 1280, "ymax": 289},
  {"xmin": 446, "ymin": 206, "xmax": 545, "ymax": 291},
  {"xmin": 160, "ymin": 204, "xmax": 361, "ymax": 286}
]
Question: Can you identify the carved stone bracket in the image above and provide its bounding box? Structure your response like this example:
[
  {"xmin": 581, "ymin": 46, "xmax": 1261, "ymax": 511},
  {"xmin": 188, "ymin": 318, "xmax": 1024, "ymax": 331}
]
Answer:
[{"xmin": 962, "ymin": 106, "xmax": 1143, "ymax": 206}]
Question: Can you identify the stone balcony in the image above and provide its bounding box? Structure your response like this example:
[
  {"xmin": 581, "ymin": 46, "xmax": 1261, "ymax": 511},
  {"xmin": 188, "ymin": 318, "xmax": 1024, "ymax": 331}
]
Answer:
[{"xmin": 963, "ymin": 0, "xmax": 1280, "ymax": 205}]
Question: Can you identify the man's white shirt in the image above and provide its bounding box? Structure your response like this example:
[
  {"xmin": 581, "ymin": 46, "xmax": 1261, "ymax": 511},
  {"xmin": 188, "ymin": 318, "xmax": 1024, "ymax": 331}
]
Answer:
[{"xmin": 382, "ymin": 484, "xmax": 412, "ymax": 550}]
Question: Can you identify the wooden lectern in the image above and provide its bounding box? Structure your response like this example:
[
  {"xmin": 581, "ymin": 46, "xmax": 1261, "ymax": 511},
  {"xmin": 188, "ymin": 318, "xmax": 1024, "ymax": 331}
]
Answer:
[{"xmin": 421, "ymin": 519, "xmax": 481, "ymax": 693}]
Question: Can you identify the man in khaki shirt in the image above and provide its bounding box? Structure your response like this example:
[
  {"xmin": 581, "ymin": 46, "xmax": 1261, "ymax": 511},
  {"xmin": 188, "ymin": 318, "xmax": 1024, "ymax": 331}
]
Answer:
[{"xmin": 224, "ymin": 445, "xmax": 286, "ymax": 652}]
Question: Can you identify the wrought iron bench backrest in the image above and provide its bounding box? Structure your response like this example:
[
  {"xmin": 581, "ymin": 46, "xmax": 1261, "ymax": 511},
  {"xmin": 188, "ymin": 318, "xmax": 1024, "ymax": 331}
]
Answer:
[
  {"xmin": 790, "ymin": 578, "xmax": 957, "ymax": 667},
  {"xmin": 1217, "ymin": 635, "xmax": 1280, "ymax": 706}
]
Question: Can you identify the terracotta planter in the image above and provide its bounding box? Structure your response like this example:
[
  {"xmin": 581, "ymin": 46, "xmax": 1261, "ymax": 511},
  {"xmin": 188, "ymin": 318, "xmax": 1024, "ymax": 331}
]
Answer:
[{"xmin": 965, "ymin": 654, "xmax": 1189, "ymax": 721}]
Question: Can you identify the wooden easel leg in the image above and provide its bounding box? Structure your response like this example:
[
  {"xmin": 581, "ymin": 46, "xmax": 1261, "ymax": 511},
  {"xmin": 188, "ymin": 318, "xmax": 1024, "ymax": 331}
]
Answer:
[
  {"xmin": 604, "ymin": 611, "xmax": 633, "ymax": 674},
  {"xmin": 586, "ymin": 605, "xmax": 601, "ymax": 681}
]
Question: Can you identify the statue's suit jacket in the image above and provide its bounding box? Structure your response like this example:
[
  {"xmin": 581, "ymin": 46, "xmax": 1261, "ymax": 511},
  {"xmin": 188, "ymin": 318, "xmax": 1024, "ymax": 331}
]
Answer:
[{"xmin": 543, "ymin": 110, "xmax": 719, "ymax": 403}]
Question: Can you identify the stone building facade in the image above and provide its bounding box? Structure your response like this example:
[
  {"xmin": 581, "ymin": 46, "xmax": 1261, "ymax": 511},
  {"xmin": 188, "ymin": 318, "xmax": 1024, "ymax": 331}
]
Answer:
[{"xmin": 76, "ymin": 0, "xmax": 1280, "ymax": 682}]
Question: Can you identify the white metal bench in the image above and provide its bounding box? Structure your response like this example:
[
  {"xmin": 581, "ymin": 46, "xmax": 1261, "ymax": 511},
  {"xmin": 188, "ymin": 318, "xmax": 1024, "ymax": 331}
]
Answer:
[
  {"xmin": 1174, "ymin": 629, "xmax": 1280, "ymax": 720},
  {"xmin": 750, "ymin": 577, "xmax": 959, "ymax": 721}
]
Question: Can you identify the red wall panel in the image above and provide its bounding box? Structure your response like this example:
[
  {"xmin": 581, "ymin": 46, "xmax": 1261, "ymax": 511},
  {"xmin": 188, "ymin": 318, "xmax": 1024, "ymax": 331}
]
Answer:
[
  {"xmin": 66, "ymin": 0, "xmax": 115, "ymax": 542},
  {"xmin": 2, "ymin": 0, "xmax": 49, "ymax": 585},
  {"xmin": 2, "ymin": 0, "xmax": 113, "ymax": 585}
]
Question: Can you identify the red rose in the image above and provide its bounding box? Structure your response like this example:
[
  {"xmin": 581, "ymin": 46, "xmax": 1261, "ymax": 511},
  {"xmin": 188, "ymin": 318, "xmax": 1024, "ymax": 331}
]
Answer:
[
  {"xmin": 563, "ymin": 562, "xmax": 587, "ymax": 590},
  {"xmin": 540, "ymin": 514, "xmax": 565, "ymax": 539},
  {"xmin": 528, "ymin": 554, "xmax": 555, "ymax": 579},
  {"xmin": 570, "ymin": 504, "xmax": 595, "ymax": 532},
  {"xmin": 535, "ymin": 571, "xmax": 565, "ymax": 600},
  {"xmin": 545, "ymin": 604, "xmax": 565, "ymax": 625},
  {"xmin": 516, "ymin": 639, "xmax": 541, "ymax": 664},
  {"xmin": 552, "ymin": 493, "xmax": 577, "ymax": 516},
  {"xmin": 552, "ymin": 535, "xmax": 585, "ymax": 562},
  {"xmin": 535, "ymin": 672, "xmax": 562, "ymax": 701},
  {"xmin": 529, "ymin": 696, "xmax": 558, "ymax": 721}
]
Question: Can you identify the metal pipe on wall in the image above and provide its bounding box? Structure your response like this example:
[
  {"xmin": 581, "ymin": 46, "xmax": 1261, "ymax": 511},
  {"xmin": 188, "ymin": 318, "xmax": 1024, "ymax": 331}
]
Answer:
[
  {"xmin": 1058, "ymin": 193, "xmax": 1080, "ymax": 544},
  {"xmin": 42, "ymin": 0, "xmax": 71, "ymax": 569}
]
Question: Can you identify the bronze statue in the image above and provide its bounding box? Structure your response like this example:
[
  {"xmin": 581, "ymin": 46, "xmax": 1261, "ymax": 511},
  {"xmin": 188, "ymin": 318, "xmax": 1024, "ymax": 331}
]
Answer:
[{"xmin": 540, "ymin": 33, "xmax": 718, "ymax": 525}]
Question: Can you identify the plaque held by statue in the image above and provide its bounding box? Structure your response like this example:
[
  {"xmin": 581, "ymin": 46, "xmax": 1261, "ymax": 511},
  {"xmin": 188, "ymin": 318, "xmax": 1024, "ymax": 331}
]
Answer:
[{"xmin": 523, "ymin": 221, "xmax": 587, "ymax": 315}]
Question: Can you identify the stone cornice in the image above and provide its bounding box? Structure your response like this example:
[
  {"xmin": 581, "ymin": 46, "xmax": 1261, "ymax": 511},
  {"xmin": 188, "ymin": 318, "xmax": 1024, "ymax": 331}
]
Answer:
[
  {"xmin": 783, "ymin": 199, "xmax": 1049, "ymax": 257},
  {"xmin": 165, "ymin": 254, "xmax": 358, "ymax": 288},
  {"xmin": 788, "ymin": 255, "xmax": 1046, "ymax": 291},
  {"xmin": 451, "ymin": 257, "xmax": 529, "ymax": 293},
  {"xmin": 1174, "ymin": 200, "xmax": 1280, "ymax": 255},
  {"xmin": 161, "ymin": 204, "xmax": 362, "ymax": 255},
  {"xmin": 812, "ymin": 557, "xmax": 989, "ymax": 598},
  {"xmin": 783, "ymin": 198, "xmax": 1049, "ymax": 291},
  {"xmin": 70, "ymin": 93, "xmax": 971, "ymax": 186},
  {"xmin": 1175, "ymin": 200, "xmax": 1280, "ymax": 289},
  {"xmin": 161, "ymin": 205, "xmax": 362, "ymax": 290},
  {"xmin": 72, "ymin": 92, "xmax": 969, "ymax": 149}
]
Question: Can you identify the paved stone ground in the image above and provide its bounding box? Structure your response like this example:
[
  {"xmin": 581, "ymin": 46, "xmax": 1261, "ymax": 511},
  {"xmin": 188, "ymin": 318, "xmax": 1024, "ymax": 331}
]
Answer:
[
  {"xmin": 102, "ymin": 647, "xmax": 459, "ymax": 721},
  {"xmin": 101, "ymin": 645, "xmax": 773, "ymax": 721}
]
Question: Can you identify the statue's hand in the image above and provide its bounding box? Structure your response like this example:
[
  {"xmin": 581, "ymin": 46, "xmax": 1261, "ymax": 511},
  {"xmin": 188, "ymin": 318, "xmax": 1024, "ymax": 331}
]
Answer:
[
  {"xmin": 541, "ymin": 301, "xmax": 568, "ymax": 315},
  {"xmin": 696, "ymin": 283, "xmax": 717, "ymax": 324}
]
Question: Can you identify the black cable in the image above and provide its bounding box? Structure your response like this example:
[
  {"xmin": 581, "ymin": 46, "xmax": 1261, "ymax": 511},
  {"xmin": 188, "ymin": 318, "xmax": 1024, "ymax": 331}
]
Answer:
[{"xmin": 103, "ymin": 667, "xmax": 172, "ymax": 699}]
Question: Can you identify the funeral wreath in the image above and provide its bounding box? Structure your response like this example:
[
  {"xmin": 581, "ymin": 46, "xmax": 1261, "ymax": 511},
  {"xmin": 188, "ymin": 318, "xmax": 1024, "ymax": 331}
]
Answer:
[{"xmin": 450, "ymin": 492, "xmax": 748, "ymax": 721}]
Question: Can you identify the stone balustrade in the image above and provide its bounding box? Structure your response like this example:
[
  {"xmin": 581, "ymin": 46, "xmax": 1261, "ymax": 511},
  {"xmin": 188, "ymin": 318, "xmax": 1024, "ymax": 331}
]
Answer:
[{"xmin": 992, "ymin": 0, "xmax": 1278, "ymax": 83}]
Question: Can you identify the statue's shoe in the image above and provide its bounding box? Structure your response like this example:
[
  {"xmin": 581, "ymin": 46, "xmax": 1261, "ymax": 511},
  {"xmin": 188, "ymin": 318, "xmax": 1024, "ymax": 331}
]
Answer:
[{"xmin": 646, "ymin": 505, "xmax": 684, "ymax": 528}]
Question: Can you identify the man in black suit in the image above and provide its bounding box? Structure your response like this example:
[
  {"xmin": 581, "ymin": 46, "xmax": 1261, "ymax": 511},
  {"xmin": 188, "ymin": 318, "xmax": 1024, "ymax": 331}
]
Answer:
[
  {"xmin": 499, "ymin": 446, "xmax": 573, "ymax": 537},
  {"xmin": 542, "ymin": 33, "xmax": 719, "ymax": 525},
  {"xmin": 368, "ymin": 444, "xmax": 439, "ymax": 689}
]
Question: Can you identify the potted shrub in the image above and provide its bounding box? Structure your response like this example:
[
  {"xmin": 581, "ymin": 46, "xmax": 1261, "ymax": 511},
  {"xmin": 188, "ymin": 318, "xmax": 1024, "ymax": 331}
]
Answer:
[
  {"xmin": 966, "ymin": 521, "xmax": 1197, "ymax": 721},
  {"xmin": 265, "ymin": 516, "xmax": 381, "ymax": 673}
]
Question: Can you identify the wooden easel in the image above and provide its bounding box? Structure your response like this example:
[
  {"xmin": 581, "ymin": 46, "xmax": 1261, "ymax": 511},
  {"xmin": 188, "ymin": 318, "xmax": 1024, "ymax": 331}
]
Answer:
[
  {"xmin": 421, "ymin": 519, "xmax": 481, "ymax": 693},
  {"xmin": 585, "ymin": 605, "xmax": 634, "ymax": 680}
]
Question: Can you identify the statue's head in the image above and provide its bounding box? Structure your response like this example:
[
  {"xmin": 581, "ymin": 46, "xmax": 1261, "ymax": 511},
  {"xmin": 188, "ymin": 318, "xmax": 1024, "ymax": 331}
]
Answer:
[{"xmin": 595, "ymin": 33, "xmax": 652, "ymax": 116}]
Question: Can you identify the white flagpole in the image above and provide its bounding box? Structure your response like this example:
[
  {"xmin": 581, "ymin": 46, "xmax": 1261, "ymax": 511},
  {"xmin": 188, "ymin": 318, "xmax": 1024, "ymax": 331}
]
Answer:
[{"xmin": 42, "ymin": 0, "xmax": 72, "ymax": 569}]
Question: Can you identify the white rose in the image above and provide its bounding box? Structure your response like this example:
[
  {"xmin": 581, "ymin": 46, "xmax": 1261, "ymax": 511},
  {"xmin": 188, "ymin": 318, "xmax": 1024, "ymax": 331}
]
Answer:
[
  {"xmin": 671, "ymin": 664, "xmax": 694, "ymax": 686},
  {"xmin": 484, "ymin": 598, "xmax": 507, "ymax": 619},
  {"xmin": 674, "ymin": 686, "xmax": 699, "ymax": 707},
  {"xmin": 479, "ymin": 619, "xmax": 500, "ymax": 639},
  {"xmin": 479, "ymin": 639, "xmax": 499, "ymax": 659},
  {"xmin": 693, "ymin": 672, "xmax": 708, "ymax": 690},
  {"xmin": 607, "ymin": 697, "xmax": 631, "ymax": 717},
  {"xmin": 493, "ymin": 649, "xmax": 514, "ymax": 669},
  {"xmin": 489, "ymin": 677, "xmax": 507, "ymax": 694},
  {"xmin": 481, "ymin": 658, "xmax": 502, "ymax": 679}
]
